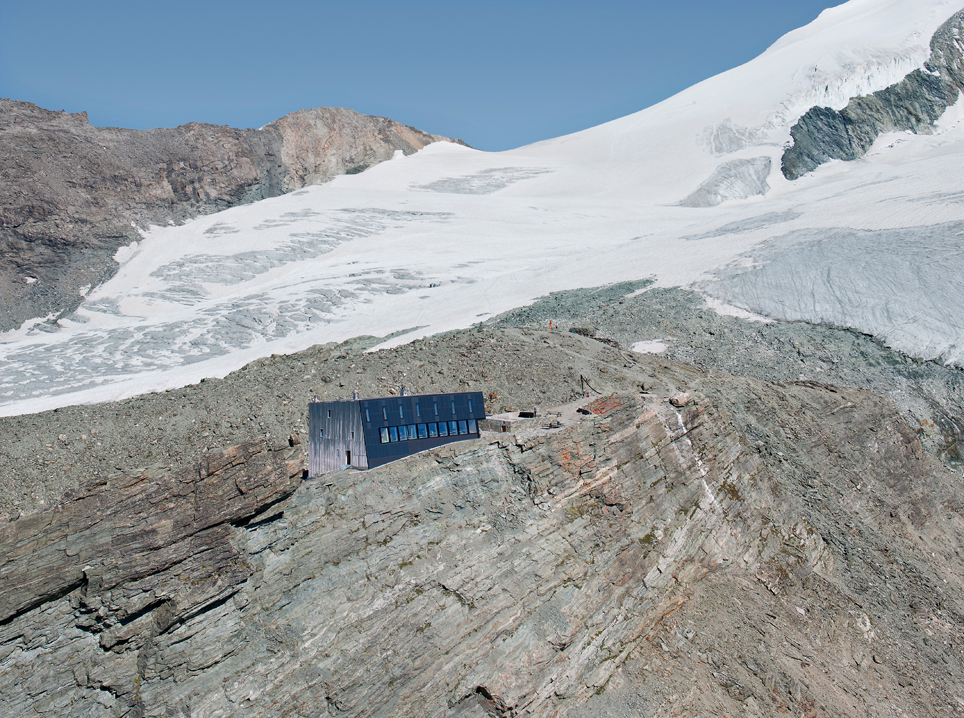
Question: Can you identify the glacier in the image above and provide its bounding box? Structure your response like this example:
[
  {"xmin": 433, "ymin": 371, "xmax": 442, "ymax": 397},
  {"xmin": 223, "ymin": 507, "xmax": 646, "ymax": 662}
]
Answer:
[{"xmin": 2, "ymin": 0, "xmax": 964, "ymax": 417}]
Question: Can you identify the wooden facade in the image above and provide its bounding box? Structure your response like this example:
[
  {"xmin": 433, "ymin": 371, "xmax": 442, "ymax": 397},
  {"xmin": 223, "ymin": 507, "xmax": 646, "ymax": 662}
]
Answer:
[
  {"xmin": 308, "ymin": 391, "xmax": 486, "ymax": 477},
  {"xmin": 308, "ymin": 400, "xmax": 368, "ymax": 474}
]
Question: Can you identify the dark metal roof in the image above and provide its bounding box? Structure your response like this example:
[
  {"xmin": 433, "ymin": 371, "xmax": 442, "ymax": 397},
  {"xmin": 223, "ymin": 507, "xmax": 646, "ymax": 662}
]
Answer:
[
  {"xmin": 357, "ymin": 392, "xmax": 485, "ymax": 468},
  {"xmin": 309, "ymin": 391, "xmax": 486, "ymax": 474}
]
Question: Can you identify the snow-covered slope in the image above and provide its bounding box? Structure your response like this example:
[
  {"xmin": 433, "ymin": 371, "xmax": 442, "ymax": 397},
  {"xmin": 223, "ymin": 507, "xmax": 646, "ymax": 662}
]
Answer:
[{"xmin": 3, "ymin": 0, "xmax": 964, "ymax": 416}]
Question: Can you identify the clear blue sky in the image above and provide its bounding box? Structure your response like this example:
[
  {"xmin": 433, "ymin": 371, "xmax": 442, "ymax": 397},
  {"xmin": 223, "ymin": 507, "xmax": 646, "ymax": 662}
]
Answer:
[{"xmin": 0, "ymin": 1, "xmax": 843, "ymax": 151}]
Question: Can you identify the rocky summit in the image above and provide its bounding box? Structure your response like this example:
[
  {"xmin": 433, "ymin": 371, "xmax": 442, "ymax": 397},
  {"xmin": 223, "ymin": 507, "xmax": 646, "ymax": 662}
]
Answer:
[
  {"xmin": 0, "ymin": 100, "xmax": 462, "ymax": 332},
  {"xmin": 782, "ymin": 10, "xmax": 964, "ymax": 179}
]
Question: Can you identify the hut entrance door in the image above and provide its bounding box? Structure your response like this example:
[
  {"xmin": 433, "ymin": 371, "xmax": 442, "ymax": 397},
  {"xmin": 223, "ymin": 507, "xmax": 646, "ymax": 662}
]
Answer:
[{"xmin": 346, "ymin": 450, "xmax": 351, "ymax": 466}]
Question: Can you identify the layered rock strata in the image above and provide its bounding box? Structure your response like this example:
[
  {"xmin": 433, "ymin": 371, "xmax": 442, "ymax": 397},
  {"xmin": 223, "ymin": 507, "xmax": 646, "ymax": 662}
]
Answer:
[
  {"xmin": 1, "ymin": 373, "xmax": 962, "ymax": 716},
  {"xmin": 0, "ymin": 100, "xmax": 460, "ymax": 330},
  {"xmin": 0, "ymin": 440, "xmax": 304, "ymax": 716},
  {"xmin": 782, "ymin": 9, "xmax": 964, "ymax": 179}
]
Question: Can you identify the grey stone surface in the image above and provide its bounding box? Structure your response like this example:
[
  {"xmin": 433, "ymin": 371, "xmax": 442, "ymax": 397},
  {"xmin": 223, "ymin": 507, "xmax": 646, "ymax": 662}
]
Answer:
[
  {"xmin": 492, "ymin": 280, "xmax": 964, "ymax": 471},
  {"xmin": 0, "ymin": 440, "xmax": 304, "ymax": 717},
  {"xmin": 782, "ymin": 9, "xmax": 964, "ymax": 179},
  {"xmin": 0, "ymin": 281, "xmax": 962, "ymax": 715}
]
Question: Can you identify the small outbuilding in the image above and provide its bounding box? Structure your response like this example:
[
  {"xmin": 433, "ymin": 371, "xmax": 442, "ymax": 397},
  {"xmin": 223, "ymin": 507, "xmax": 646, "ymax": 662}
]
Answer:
[{"xmin": 308, "ymin": 390, "xmax": 486, "ymax": 476}]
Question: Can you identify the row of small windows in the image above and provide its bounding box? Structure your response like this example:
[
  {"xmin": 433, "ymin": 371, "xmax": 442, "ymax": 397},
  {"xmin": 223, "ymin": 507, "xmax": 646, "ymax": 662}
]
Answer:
[
  {"xmin": 379, "ymin": 419, "xmax": 477, "ymax": 444},
  {"xmin": 366, "ymin": 399, "xmax": 474, "ymax": 424}
]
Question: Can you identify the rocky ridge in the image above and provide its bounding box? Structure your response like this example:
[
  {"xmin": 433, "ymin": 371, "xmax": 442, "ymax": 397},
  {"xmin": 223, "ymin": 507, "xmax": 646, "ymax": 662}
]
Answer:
[
  {"xmin": 494, "ymin": 282, "xmax": 964, "ymax": 470},
  {"xmin": 4, "ymin": 281, "xmax": 964, "ymax": 518},
  {"xmin": 0, "ymin": 325, "xmax": 632, "ymax": 518},
  {"xmin": 1, "ymin": 352, "xmax": 962, "ymax": 716},
  {"xmin": 0, "ymin": 100, "xmax": 461, "ymax": 331},
  {"xmin": 781, "ymin": 9, "xmax": 964, "ymax": 179}
]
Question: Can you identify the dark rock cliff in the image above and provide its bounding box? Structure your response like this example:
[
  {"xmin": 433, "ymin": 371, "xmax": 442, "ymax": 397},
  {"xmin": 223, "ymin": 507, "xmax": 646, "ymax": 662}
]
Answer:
[
  {"xmin": 0, "ymin": 100, "xmax": 461, "ymax": 331},
  {"xmin": 782, "ymin": 9, "xmax": 964, "ymax": 179}
]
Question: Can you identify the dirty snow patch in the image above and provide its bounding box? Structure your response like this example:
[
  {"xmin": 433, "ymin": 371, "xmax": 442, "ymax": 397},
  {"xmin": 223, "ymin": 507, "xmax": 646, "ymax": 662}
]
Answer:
[
  {"xmin": 701, "ymin": 295, "xmax": 774, "ymax": 323},
  {"xmin": 632, "ymin": 340, "xmax": 670, "ymax": 354}
]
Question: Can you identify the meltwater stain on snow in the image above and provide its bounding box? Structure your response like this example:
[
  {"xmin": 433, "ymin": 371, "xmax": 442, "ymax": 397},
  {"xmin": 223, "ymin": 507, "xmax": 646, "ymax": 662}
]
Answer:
[
  {"xmin": 418, "ymin": 167, "xmax": 552, "ymax": 195},
  {"xmin": 702, "ymin": 220, "xmax": 964, "ymax": 365},
  {"xmin": 150, "ymin": 208, "xmax": 452, "ymax": 291},
  {"xmin": 683, "ymin": 211, "xmax": 801, "ymax": 241}
]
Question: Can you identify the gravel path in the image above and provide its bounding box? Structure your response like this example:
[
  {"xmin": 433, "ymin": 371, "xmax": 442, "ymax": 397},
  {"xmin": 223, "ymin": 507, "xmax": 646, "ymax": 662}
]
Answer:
[{"xmin": 493, "ymin": 281, "xmax": 964, "ymax": 469}]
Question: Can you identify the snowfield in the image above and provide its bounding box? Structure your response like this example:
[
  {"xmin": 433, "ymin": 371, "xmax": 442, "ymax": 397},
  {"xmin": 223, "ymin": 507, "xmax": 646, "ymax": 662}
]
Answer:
[{"xmin": 2, "ymin": 0, "xmax": 964, "ymax": 416}]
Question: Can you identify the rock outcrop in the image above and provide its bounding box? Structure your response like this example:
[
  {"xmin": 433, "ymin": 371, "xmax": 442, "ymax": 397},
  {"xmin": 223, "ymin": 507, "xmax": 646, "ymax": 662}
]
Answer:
[
  {"xmin": 2, "ymin": 359, "xmax": 962, "ymax": 716},
  {"xmin": 0, "ymin": 440, "xmax": 304, "ymax": 716},
  {"xmin": 781, "ymin": 9, "xmax": 964, "ymax": 179},
  {"xmin": 0, "ymin": 100, "xmax": 461, "ymax": 331}
]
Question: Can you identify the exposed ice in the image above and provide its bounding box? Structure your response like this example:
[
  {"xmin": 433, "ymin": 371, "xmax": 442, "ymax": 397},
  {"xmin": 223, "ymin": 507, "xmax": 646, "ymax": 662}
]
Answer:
[
  {"xmin": 702, "ymin": 221, "xmax": 964, "ymax": 364},
  {"xmin": 698, "ymin": 119, "xmax": 773, "ymax": 156},
  {"xmin": 679, "ymin": 157, "xmax": 772, "ymax": 208}
]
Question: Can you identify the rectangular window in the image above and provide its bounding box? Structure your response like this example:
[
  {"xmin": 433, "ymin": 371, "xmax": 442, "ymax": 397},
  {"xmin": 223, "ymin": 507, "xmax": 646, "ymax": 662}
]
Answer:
[
  {"xmin": 428, "ymin": 422, "xmax": 438, "ymax": 437},
  {"xmin": 398, "ymin": 425, "xmax": 408, "ymax": 441},
  {"xmin": 458, "ymin": 420, "xmax": 468, "ymax": 434},
  {"xmin": 408, "ymin": 424, "xmax": 417, "ymax": 439},
  {"xmin": 382, "ymin": 407, "xmax": 388, "ymax": 421},
  {"xmin": 438, "ymin": 421, "xmax": 448, "ymax": 437},
  {"xmin": 389, "ymin": 426, "xmax": 399, "ymax": 442},
  {"xmin": 380, "ymin": 427, "xmax": 390, "ymax": 443},
  {"xmin": 399, "ymin": 405, "xmax": 404, "ymax": 419},
  {"xmin": 417, "ymin": 424, "xmax": 428, "ymax": 439},
  {"xmin": 468, "ymin": 399, "xmax": 473, "ymax": 414},
  {"xmin": 468, "ymin": 419, "xmax": 477, "ymax": 434},
  {"xmin": 433, "ymin": 402, "xmax": 438, "ymax": 416},
  {"xmin": 415, "ymin": 403, "xmax": 421, "ymax": 418},
  {"xmin": 319, "ymin": 428, "xmax": 324, "ymax": 438},
  {"xmin": 365, "ymin": 408, "xmax": 370, "ymax": 422},
  {"xmin": 328, "ymin": 409, "xmax": 331, "ymax": 418},
  {"xmin": 449, "ymin": 420, "xmax": 458, "ymax": 435},
  {"xmin": 451, "ymin": 400, "xmax": 456, "ymax": 415}
]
